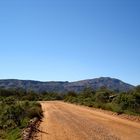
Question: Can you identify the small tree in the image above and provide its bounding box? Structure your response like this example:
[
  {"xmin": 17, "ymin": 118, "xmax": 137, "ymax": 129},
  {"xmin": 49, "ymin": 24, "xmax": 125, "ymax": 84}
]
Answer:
[{"xmin": 81, "ymin": 87, "xmax": 95, "ymax": 98}]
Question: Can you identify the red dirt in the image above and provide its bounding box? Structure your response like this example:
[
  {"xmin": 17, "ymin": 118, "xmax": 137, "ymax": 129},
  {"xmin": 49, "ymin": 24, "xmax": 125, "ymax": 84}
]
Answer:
[{"xmin": 35, "ymin": 101, "xmax": 140, "ymax": 140}]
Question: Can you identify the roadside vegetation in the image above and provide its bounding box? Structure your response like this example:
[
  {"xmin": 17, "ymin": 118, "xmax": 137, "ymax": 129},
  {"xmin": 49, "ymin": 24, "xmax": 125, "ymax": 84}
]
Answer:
[
  {"xmin": 0, "ymin": 93, "xmax": 43, "ymax": 139},
  {"xmin": 64, "ymin": 86, "xmax": 140, "ymax": 115},
  {"xmin": 0, "ymin": 88, "xmax": 63, "ymax": 102}
]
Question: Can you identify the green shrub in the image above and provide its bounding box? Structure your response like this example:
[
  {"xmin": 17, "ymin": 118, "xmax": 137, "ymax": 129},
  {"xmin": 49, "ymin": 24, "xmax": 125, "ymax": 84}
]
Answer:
[
  {"xmin": 0, "ymin": 100, "xmax": 43, "ymax": 139},
  {"xmin": 6, "ymin": 128, "xmax": 21, "ymax": 140},
  {"xmin": 27, "ymin": 106, "xmax": 43, "ymax": 119}
]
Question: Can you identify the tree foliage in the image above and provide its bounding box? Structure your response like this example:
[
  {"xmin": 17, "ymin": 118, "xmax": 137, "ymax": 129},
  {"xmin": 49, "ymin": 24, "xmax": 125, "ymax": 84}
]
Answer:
[{"xmin": 64, "ymin": 87, "xmax": 140, "ymax": 115}]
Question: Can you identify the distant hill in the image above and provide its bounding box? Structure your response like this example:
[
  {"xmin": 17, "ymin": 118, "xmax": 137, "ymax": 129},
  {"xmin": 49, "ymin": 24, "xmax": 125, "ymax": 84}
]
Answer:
[{"xmin": 0, "ymin": 77, "xmax": 134, "ymax": 93}]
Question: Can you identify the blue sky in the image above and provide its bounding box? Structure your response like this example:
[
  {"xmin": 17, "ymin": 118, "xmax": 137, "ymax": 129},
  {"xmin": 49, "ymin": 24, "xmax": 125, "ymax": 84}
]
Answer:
[{"xmin": 0, "ymin": 0, "xmax": 140, "ymax": 85}]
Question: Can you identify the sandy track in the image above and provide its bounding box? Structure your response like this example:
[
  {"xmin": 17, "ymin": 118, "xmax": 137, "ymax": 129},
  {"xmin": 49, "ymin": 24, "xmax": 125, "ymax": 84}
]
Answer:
[{"xmin": 35, "ymin": 101, "xmax": 140, "ymax": 140}]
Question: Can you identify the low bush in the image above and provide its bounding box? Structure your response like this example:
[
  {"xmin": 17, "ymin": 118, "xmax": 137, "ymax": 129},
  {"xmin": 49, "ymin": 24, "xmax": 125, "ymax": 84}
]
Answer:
[
  {"xmin": 64, "ymin": 87, "xmax": 140, "ymax": 116},
  {"xmin": 0, "ymin": 100, "xmax": 43, "ymax": 139}
]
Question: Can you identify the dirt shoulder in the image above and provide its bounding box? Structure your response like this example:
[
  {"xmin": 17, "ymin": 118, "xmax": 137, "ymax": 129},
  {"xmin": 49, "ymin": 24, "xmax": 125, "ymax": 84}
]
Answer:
[{"xmin": 35, "ymin": 101, "xmax": 140, "ymax": 140}]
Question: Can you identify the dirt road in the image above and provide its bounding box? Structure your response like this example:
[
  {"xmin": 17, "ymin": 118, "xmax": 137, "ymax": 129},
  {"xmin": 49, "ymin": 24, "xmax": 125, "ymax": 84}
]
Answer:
[{"xmin": 36, "ymin": 101, "xmax": 140, "ymax": 140}]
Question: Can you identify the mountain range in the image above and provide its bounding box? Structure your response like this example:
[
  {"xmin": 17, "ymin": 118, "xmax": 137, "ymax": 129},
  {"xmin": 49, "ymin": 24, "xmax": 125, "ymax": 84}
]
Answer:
[{"xmin": 0, "ymin": 77, "xmax": 134, "ymax": 93}]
